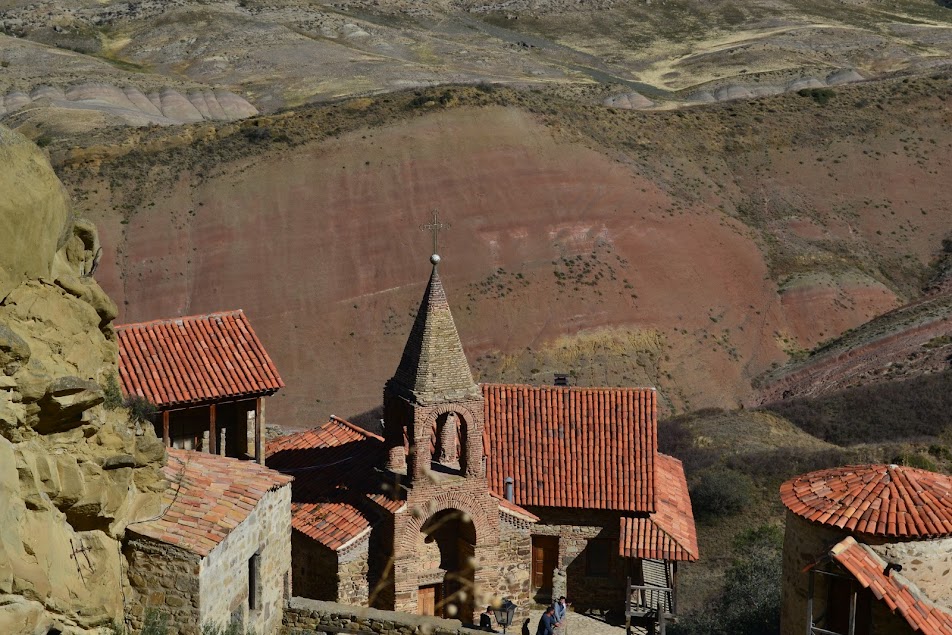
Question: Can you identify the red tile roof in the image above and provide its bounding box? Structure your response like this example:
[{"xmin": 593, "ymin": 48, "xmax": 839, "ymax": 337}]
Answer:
[
  {"xmin": 266, "ymin": 417, "xmax": 404, "ymax": 551},
  {"xmin": 116, "ymin": 310, "xmax": 283, "ymax": 408},
  {"xmin": 129, "ymin": 448, "xmax": 292, "ymax": 557},
  {"xmin": 490, "ymin": 490, "xmax": 540, "ymax": 523},
  {"xmin": 827, "ymin": 537, "xmax": 952, "ymax": 635},
  {"xmin": 483, "ymin": 384, "xmax": 657, "ymax": 513},
  {"xmin": 619, "ymin": 454, "xmax": 698, "ymax": 561},
  {"xmin": 781, "ymin": 464, "xmax": 952, "ymax": 538}
]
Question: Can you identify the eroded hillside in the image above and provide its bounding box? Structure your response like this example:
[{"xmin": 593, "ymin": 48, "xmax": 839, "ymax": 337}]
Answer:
[{"xmin": 47, "ymin": 76, "xmax": 952, "ymax": 429}]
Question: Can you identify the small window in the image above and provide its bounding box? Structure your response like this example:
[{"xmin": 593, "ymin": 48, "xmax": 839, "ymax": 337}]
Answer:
[
  {"xmin": 248, "ymin": 553, "xmax": 262, "ymax": 611},
  {"xmin": 586, "ymin": 539, "xmax": 612, "ymax": 577}
]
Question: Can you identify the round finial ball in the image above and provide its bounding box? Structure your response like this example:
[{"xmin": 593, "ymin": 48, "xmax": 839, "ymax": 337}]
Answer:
[{"xmin": 430, "ymin": 254, "xmax": 441, "ymax": 265}]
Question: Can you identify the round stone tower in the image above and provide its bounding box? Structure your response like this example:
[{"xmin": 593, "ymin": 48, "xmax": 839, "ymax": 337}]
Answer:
[{"xmin": 779, "ymin": 464, "xmax": 952, "ymax": 635}]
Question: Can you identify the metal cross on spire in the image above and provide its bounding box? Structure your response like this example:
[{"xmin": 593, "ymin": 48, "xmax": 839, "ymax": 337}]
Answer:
[{"xmin": 420, "ymin": 210, "xmax": 450, "ymax": 265}]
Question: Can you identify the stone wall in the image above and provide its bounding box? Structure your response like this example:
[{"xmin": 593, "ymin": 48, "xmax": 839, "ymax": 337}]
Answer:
[
  {"xmin": 528, "ymin": 508, "xmax": 627, "ymax": 611},
  {"xmin": 496, "ymin": 513, "xmax": 532, "ymax": 611},
  {"xmin": 871, "ymin": 535, "xmax": 952, "ymax": 609},
  {"xmin": 124, "ymin": 537, "xmax": 202, "ymax": 632},
  {"xmin": 338, "ymin": 534, "xmax": 371, "ymax": 606},
  {"xmin": 199, "ymin": 483, "xmax": 292, "ymax": 635},
  {"xmin": 283, "ymin": 597, "xmax": 489, "ymax": 635},
  {"xmin": 292, "ymin": 529, "xmax": 339, "ymax": 602},
  {"xmin": 779, "ymin": 511, "xmax": 946, "ymax": 635}
]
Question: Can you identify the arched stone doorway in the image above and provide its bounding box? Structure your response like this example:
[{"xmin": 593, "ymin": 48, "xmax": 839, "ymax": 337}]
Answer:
[{"xmin": 418, "ymin": 509, "xmax": 476, "ymax": 620}]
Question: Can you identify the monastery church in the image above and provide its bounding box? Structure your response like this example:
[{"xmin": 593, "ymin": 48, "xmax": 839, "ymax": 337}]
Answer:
[{"xmin": 266, "ymin": 251, "xmax": 699, "ymax": 623}]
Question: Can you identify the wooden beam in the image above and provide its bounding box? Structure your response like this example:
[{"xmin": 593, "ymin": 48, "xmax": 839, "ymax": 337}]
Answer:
[
  {"xmin": 255, "ymin": 397, "xmax": 264, "ymax": 465},
  {"xmin": 162, "ymin": 410, "xmax": 170, "ymax": 447},
  {"xmin": 848, "ymin": 585, "xmax": 857, "ymax": 635},
  {"xmin": 208, "ymin": 403, "xmax": 217, "ymax": 455}
]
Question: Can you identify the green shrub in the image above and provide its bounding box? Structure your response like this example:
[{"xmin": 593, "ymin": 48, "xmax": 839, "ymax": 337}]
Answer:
[
  {"xmin": 125, "ymin": 395, "xmax": 157, "ymax": 424},
  {"xmin": 671, "ymin": 524, "xmax": 782, "ymax": 635},
  {"xmin": 689, "ymin": 468, "xmax": 754, "ymax": 520},
  {"xmin": 141, "ymin": 609, "xmax": 169, "ymax": 635},
  {"xmin": 798, "ymin": 87, "xmax": 835, "ymax": 105},
  {"xmin": 103, "ymin": 372, "xmax": 124, "ymax": 410},
  {"xmin": 892, "ymin": 451, "xmax": 938, "ymax": 472}
]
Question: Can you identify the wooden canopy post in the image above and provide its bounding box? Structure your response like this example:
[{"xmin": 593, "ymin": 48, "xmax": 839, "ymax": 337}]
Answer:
[
  {"xmin": 255, "ymin": 397, "xmax": 265, "ymax": 465},
  {"xmin": 806, "ymin": 570, "xmax": 815, "ymax": 635},
  {"xmin": 162, "ymin": 410, "xmax": 170, "ymax": 447},
  {"xmin": 209, "ymin": 404, "xmax": 217, "ymax": 455}
]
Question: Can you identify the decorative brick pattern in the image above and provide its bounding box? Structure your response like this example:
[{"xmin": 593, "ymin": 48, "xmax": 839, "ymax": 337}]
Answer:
[
  {"xmin": 781, "ymin": 464, "xmax": 952, "ymax": 538},
  {"xmin": 388, "ymin": 266, "xmax": 481, "ymax": 406},
  {"xmin": 129, "ymin": 448, "xmax": 292, "ymax": 557},
  {"xmin": 483, "ymin": 384, "xmax": 657, "ymax": 512},
  {"xmin": 829, "ymin": 537, "xmax": 952, "ymax": 635},
  {"xmin": 619, "ymin": 455, "xmax": 698, "ymax": 561},
  {"xmin": 116, "ymin": 310, "xmax": 283, "ymax": 407}
]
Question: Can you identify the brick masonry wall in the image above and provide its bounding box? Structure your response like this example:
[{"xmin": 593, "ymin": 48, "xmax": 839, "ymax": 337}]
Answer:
[
  {"xmin": 283, "ymin": 598, "xmax": 489, "ymax": 635},
  {"xmin": 528, "ymin": 508, "xmax": 628, "ymax": 611},
  {"xmin": 124, "ymin": 537, "xmax": 202, "ymax": 634},
  {"xmin": 199, "ymin": 483, "xmax": 292, "ymax": 635}
]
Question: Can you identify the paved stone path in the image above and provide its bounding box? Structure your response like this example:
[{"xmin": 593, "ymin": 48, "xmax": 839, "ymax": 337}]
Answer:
[{"xmin": 514, "ymin": 610, "xmax": 643, "ymax": 635}]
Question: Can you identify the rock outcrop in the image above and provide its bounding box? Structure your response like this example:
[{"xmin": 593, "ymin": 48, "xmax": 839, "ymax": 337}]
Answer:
[
  {"xmin": 0, "ymin": 125, "xmax": 166, "ymax": 635},
  {"xmin": 0, "ymin": 83, "xmax": 258, "ymax": 127}
]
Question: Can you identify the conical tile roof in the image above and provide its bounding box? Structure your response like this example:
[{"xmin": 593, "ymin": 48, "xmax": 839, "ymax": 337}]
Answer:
[
  {"xmin": 388, "ymin": 265, "xmax": 480, "ymax": 405},
  {"xmin": 781, "ymin": 464, "xmax": 952, "ymax": 538}
]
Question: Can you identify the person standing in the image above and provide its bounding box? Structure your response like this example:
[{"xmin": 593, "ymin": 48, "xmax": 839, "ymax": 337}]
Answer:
[
  {"xmin": 536, "ymin": 606, "xmax": 557, "ymax": 635},
  {"xmin": 553, "ymin": 596, "xmax": 567, "ymax": 625}
]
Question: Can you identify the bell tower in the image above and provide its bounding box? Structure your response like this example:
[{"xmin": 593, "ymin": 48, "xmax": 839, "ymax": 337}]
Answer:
[
  {"xmin": 382, "ymin": 252, "xmax": 485, "ymax": 481},
  {"xmin": 383, "ymin": 217, "xmax": 502, "ymax": 620}
]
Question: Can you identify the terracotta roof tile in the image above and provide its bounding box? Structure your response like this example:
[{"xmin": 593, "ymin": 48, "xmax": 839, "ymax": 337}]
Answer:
[
  {"xmin": 781, "ymin": 465, "xmax": 952, "ymax": 539},
  {"xmin": 490, "ymin": 490, "xmax": 540, "ymax": 522},
  {"xmin": 266, "ymin": 417, "xmax": 404, "ymax": 551},
  {"xmin": 116, "ymin": 310, "xmax": 284, "ymax": 408},
  {"xmin": 129, "ymin": 449, "xmax": 292, "ymax": 557},
  {"xmin": 827, "ymin": 537, "xmax": 952, "ymax": 635},
  {"xmin": 483, "ymin": 384, "xmax": 657, "ymax": 513},
  {"xmin": 619, "ymin": 454, "xmax": 698, "ymax": 561}
]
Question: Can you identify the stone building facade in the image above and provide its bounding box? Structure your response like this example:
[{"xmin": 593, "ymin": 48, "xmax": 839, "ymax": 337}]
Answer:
[
  {"xmin": 125, "ymin": 448, "xmax": 293, "ymax": 635},
  {"xmin": 268, "ymin": 256, "xmax": 698, "ymax": 624},
  {"xmin": 780, "ymin": 464, "xmax": 952, "ymax": 635}
]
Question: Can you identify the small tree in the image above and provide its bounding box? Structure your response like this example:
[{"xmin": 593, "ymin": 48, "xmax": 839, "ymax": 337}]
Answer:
[
  {"xmin": 102, "ymin": 372, "xmax": 124, "ymax": 410},
  {"xmin": 689, "ymin": 468, "xmax": 754, "ymax": 520},
  {"xmin": 125, "ymin": 395, "xmax": 157, "ymax": 424}
]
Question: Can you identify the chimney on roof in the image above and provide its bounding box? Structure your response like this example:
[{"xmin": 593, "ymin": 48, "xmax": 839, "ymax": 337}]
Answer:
[
  {"xmin": 554, "ymin": 374, "xmax": 569, "ymax": 387},
  {"xmin": 504, "ymin": 476, "xmax": 514, "ymax": 503}
]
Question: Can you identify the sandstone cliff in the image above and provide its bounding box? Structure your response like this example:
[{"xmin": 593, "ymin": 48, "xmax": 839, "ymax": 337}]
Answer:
[{"xmin": 0, "ymin": 125, "xmax": 167, "ymax": 635}]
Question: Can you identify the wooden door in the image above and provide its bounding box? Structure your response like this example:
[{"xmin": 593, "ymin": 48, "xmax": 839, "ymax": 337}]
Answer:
[
  {"xmin": 531, "ymin": 536, "xmax": 559, "ymax": 594},
  {"xmin": 418, "ymin": 584, "xmax": 441, "ymax": 616}
]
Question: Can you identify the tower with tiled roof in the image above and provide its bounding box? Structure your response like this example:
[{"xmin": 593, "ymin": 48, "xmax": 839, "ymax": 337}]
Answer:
[
  {"xmin": 779, "ymin": 464, "xmax": 952, "ymax": 635},
  {"xmin": 384, "ymin": 253, "xmax": 485, "ymax": 479},
  {"xmin": 383, "ymin": 250, "xmax": 500, "ymax": 621}
]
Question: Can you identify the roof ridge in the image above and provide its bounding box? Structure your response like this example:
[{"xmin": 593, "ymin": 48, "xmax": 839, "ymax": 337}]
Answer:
[
  {"xmin": 116, "ymin": 309, "xmax": 245, "ymax": 330},
  {"xmin": 482, "ymin": 383, "xmax": 657, "ymax": 392},
  {"xmin": 330, "ymin": 415, "xmax": 385, "ymax": 442}
]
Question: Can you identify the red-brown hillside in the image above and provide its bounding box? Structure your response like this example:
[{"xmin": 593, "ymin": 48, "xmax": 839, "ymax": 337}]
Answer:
[{"xmin": 58, "ymin": 80, "xmax": 952, "ymax": 429}]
